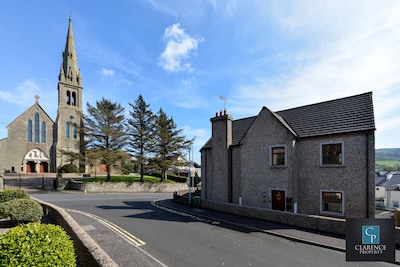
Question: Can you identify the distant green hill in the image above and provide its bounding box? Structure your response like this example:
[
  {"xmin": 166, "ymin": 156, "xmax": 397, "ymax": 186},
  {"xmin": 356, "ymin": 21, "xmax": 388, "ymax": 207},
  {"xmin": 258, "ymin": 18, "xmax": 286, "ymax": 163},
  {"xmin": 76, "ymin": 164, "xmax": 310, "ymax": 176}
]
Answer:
[
  {"xmin": 376, "ymin": 148, "xmax": 400, "ymax": 171},
  {"xmin": 376, "ymin": 148, "xmax": 400, "ymax": 161}
]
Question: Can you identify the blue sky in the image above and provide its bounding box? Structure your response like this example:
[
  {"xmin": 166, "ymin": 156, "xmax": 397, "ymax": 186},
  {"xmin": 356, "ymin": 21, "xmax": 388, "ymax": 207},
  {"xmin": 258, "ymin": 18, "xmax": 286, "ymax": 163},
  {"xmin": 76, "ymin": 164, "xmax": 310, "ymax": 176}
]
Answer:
[{"xmin": 1, "ymin": 0, "xmax": 400, "ymax": 164}]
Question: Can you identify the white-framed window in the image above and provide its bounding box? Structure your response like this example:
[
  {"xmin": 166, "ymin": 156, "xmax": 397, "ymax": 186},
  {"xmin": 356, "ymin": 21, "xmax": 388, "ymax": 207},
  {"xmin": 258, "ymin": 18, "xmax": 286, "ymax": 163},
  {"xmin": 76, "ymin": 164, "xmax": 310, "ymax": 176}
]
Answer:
[
  {"xmin": 320, "ymin": 190, "xmax": 344, "ymax": 215},
  {"xmin": 320, "ymin": 141, "xmax": 344, "ymax": 166},
  {"xmin": 270, "ymin": 145, "xmax": 286, "ymax": 167}
]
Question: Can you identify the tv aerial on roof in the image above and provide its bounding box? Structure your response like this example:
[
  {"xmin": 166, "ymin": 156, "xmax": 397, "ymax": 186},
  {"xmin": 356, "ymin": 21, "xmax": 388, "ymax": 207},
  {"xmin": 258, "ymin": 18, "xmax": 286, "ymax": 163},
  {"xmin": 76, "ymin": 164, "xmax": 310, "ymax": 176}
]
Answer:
[{"xmin": 218, "ymin": 95, "xmax": 227, "ymax": 111}]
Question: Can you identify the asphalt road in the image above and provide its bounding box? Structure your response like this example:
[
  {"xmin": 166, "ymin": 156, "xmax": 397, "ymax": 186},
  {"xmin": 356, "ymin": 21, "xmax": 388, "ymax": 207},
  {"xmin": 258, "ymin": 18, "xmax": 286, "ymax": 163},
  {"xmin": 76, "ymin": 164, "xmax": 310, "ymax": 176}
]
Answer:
[{"xmin": 31, "ymin": 192, "xmax": 394, "ymax": 267}]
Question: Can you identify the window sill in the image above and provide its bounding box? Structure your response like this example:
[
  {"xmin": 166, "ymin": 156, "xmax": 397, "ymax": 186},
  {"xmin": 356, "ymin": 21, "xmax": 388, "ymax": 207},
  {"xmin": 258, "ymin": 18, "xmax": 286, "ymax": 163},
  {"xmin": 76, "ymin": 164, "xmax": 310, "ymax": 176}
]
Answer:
[
  {"xmin": 320, "ymin": 164, "xmax": 345, "ymax": 168},
  {"xmin": 270, "ymin": 165, "xmax": 287, "ymax": 168},
  {"xmin": 320, "ymin": 211, "xmax": 344, "ymax": 217}
]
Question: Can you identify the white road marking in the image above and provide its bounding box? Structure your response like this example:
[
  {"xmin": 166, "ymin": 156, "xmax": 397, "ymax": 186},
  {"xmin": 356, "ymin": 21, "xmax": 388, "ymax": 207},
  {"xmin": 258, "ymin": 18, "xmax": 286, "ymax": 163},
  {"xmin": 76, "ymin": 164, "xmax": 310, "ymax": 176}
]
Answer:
[
  {"xmin": 67, "ymin": 208, "xmax": 146, "ymax": 246},
  {"xmin": 67, "ymin": 208, "xmax": 168, "ymax": 267}
]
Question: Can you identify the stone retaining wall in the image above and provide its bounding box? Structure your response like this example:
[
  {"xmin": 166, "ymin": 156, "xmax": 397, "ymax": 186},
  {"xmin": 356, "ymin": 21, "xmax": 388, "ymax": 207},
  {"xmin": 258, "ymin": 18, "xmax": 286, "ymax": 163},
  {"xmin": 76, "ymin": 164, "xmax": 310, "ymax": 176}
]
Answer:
[
  {"xmin": 71, "ymin": 181, "xmax": 188, "ymax": 193},
  {"xmin": 32, "ymin": 197, "xmax": 118, "ymax": 267}
]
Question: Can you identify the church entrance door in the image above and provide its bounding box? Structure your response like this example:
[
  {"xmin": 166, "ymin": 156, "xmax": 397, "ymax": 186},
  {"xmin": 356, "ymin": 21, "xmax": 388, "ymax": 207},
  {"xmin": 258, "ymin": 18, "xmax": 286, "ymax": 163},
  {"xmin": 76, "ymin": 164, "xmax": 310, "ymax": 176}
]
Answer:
[{"xmin": 23, "ymin": 148, "xmax": 50, "ymax": 173}]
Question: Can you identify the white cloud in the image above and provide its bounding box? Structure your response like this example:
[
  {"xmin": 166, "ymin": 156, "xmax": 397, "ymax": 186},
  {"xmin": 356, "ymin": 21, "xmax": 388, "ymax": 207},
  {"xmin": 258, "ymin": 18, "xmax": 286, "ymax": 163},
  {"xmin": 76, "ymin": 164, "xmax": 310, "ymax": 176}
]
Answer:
[
  {"xmin": 0, "ymin": 80, "xmax": 40, "ymax": 105},
  {"xmin": 227, "ymin": 1, "xmax": 400, "ymax": 136},
  {"xmin": 100, "ymin": 68, "xmax": 115, "ymax": 78},
  {"xmin": 158, "ymin": 23, "xmax": 203, "ymax": 73}
]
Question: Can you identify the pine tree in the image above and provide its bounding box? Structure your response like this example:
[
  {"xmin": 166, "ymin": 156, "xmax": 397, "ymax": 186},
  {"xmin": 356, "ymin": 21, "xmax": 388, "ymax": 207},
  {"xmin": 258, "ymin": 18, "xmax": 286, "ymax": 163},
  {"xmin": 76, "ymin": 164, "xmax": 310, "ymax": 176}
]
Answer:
[
  {"xmin": 153, "ymin": 108, "xmax": 191, "ymax": 181},
  {"xmin": 84, "ymin": 98, "xmax": 128, "ymax": 182},
  {"xmin": 127, "ymin": 95, "xmax": 155, "ymax": 182}
]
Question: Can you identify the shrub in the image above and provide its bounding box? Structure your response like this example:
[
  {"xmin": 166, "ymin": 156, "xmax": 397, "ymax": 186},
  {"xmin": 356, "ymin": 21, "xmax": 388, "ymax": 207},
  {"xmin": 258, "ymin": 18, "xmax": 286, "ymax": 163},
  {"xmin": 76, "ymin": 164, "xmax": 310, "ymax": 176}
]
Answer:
[
  {"xmin": 0, "ymin": 222, "xmax": 76, "ymax": 266},
  {"xmin": 0, "ymin": 198, "xmax": 43, "ymax": 223},
  {"xmin": 153, "ymin": 172, "xmax": 187, "ymax": 183},
  {"xmin": 168, "ymin": 173, "xmax": 187, "ymax": 183},
  {"xmin": 0, "ymin": 189, "xmax": 29, "ymax": 203},
  {"xmin": 59, "ymin": 163, "xmax": 79, "ymax": 173}
]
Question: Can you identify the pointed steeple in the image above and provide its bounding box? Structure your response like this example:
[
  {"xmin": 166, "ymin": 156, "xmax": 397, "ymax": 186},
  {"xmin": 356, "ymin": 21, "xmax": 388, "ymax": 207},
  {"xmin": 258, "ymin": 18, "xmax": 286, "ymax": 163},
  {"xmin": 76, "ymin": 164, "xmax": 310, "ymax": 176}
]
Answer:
[{"xmin": 59, "ymin": 17, "xmax": 81, "ymax": 86}]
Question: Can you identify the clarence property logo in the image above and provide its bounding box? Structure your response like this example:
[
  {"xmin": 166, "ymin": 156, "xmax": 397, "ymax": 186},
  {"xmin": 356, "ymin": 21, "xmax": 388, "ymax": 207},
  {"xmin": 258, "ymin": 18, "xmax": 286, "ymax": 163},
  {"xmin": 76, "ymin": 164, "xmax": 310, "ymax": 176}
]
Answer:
[{"xmin": 346, "ymin": 219, "xmax": 395, "ymax": 262}]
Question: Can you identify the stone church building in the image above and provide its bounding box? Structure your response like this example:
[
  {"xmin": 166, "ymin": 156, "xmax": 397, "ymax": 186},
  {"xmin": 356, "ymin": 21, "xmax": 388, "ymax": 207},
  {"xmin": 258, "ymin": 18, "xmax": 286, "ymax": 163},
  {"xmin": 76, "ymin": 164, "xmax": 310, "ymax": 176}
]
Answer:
[{"xmin": 0, "ymin": 18, "xmax": 84, "ymax": 173}]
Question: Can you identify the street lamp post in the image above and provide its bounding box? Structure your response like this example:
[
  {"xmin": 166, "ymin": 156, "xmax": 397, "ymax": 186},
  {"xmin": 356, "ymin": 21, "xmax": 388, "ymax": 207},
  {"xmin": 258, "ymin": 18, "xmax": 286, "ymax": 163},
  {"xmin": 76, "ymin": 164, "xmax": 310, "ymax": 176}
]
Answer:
[{"xmin": 188, "ymin": 142, "xmax": 194, "ymax": 206}]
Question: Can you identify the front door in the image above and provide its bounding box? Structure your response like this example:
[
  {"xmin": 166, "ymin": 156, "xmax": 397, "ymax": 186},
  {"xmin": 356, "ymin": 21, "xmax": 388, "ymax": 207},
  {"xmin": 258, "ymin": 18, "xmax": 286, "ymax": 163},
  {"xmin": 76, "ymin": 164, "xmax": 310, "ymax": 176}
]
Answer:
[{"xmin": 271, "ymin": 190, "xmax": 286, "ymax": 211}]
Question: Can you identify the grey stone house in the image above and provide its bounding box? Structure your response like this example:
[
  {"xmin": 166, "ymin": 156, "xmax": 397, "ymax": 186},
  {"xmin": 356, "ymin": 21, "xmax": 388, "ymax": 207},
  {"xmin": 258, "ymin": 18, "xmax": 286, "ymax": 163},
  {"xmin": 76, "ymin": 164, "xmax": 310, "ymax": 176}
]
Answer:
[
  {"xmin": 0, "ymin": 18, "xmax": 84, "ymax": 173},
  {"xmin": 201, "ymin": 92, "xmax": 375, "ymax": 218}
]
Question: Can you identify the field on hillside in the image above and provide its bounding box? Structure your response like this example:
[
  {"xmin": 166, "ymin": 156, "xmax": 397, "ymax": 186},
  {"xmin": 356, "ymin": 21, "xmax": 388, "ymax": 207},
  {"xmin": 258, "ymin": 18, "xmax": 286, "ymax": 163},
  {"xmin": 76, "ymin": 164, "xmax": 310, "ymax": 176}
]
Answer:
[{"xmin": 376, "ymin": 160, "xmax": 400, "ymax": 171}]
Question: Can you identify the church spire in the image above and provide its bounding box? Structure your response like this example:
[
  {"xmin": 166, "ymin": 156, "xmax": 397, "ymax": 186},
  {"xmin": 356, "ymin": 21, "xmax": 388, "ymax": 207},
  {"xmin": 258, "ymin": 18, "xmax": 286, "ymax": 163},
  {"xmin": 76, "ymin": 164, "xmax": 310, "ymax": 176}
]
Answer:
[{"xmin": 59, "ymin": 17, "xmax": 81, "ymax": 86}]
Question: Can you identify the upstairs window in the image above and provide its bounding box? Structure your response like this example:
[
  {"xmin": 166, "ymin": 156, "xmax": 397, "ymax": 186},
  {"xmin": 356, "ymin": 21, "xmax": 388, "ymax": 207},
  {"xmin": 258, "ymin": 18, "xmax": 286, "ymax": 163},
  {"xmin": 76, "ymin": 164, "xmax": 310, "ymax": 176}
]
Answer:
[
  {"xmin": 34, "ymin": 113, "xmax": 40, "ymax": 143},
  {"xmin": 321, "ymin": 142, "xmax": 343, "ymax": 165},
  {"xmin": 73, "ymin": 124, "xmax": 77, "ymax": 138},
  {"xmin": 270, "ymin": 145, "xmax": 286, "ymax": 167},
  {"xmin": 28, "ymin": 119, "xmax": 33, "ymax": 142},
  {"xmin": 66, "ymin": 91, "xmax": 71, "ymax": 105},
  {"xmin": 41, "ymin": 121, "xmax": 46, "ymax": 144},
  {"xmin": 72, "ymin": 92, "xmax": 76, "ymax": 106},
  {"xmin": 66, "ymin": 122, "xmax": 70, "ymax": 138}
]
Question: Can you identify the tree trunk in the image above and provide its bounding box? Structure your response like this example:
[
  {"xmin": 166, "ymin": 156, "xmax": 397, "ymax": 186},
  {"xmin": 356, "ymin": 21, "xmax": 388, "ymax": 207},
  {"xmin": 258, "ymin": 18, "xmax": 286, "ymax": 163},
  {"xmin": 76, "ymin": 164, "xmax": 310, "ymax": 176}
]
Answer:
[
  {"xmin": 106, "ymin": 165, "xmax": 111, "ymax": 182},
  {"xmin": 140, "ymin": 164, "xmax": 144, "ymax": 183}
]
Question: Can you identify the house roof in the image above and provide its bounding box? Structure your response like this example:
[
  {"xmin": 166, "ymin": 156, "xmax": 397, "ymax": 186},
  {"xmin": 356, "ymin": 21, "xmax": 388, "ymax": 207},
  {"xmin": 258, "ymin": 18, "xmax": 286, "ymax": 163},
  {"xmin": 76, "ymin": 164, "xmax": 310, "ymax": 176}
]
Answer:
[
  {"xmin": 232, "ymin": 116, "xmax": 257, "ymax": 145},
  {"xmin": 276, "ymin": 92, "xmax": 375, "ymax": 138},
  {"xmin": 201, "ymin": 92, "xmax": 375, "ymax": 150},
  {"xmin": 375, "ymin": 175, "xmax": 387, "ymax": 186},
  {"xmin": 380, "ymin": 174, "xmax": 400, "ymax": 190},
  {"xmin": 201, "ymin": 116, "xmax": 257, "ymax": 149}
]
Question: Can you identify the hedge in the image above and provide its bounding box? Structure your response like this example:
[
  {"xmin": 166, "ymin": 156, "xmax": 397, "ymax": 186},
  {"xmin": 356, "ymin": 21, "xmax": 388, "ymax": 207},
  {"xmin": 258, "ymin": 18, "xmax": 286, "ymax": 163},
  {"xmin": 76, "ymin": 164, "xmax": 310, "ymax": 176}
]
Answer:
[
  {"xmin": 0, "ymin": 198, "xmax": 43, "ymax": 223},
  {"xmin": 152, "ymin": 172, "xmax": 187, "ymax": 183},
  {"xmin": 0, "ymin": 222, "xmax": 76, "ymax": 266},
  {"xmin": 0, "ymin": 190, "xmax": 29, "ymax": 203}
]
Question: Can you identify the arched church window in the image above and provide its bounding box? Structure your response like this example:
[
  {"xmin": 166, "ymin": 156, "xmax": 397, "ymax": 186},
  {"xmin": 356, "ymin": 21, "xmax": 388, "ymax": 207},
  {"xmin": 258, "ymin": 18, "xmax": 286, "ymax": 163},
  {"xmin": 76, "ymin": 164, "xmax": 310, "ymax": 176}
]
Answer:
[
  {"xmin": 72, "ymin": 92, "xmax": 76, "ymax": 106},
  {"xmin": 66, "ymin": 91, "xmax": 71, "ymax": 105},
  {"xmin": 66, "ymin": 122, "xmax": 70, "ymax": 138},
  {"xmin": 42, "ymin": 121, "xmax": 46, "ymax": 144},
  {"xmin": 28, "ymin": 119, "xmax": 32, "ymax": 142},
  {"xmin": 73, "ymin": 123, "xmax": 77, "ymax": 138},
  {"xmin": 35, "ymin": 113, "xmax": 40, "ymax": 143}
]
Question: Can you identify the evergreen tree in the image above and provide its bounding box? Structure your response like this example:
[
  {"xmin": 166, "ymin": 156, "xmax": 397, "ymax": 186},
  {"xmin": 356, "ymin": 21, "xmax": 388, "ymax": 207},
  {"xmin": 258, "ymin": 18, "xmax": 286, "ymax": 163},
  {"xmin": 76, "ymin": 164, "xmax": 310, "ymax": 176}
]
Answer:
[
  {"xmin": 84, "ymin": 98, "xmax": 128, "ymax": 182},
  {"xmin": 153, "ymin": 108, "xmax": 191, "ymax": 181},
  {"xmin": 127, "ymin": 95, "xmax": 155, "ymax": 182}
]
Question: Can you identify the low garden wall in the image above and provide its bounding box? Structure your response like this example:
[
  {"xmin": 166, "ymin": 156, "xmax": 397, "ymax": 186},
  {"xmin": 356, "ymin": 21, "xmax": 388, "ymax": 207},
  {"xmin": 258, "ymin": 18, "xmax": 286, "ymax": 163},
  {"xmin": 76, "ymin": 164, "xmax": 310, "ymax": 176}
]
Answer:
[
  {"xmin": 173, "ymin": 191, "xmax": 400, "ymax": 246},
  {"xmin": 201, "ymin": 199, "xmax": 346, "ymax": 236},
  {"xmin": 69, "ymin": 180, "xmax": 188, "ymax": 193},
  {"xmin": 32, "ymin": 197, "xmax": 118, "ymax": 267}
]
